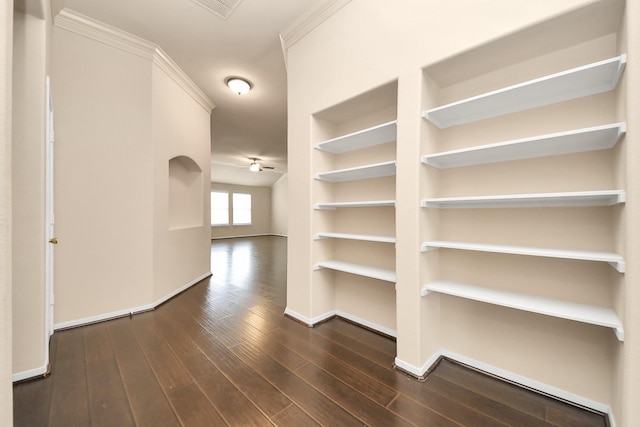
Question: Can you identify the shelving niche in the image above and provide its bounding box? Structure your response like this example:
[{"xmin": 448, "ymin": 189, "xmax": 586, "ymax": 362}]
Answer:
[
  {"xmin": 312, "ymin": 81, "xmax": 398, "ymax": 335},
  {"xmin": 418, "ymin": 3, "xmax": 627, "ymax": 407}
]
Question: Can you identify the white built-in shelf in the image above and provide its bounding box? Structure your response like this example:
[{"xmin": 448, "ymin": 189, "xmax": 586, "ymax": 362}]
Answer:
[
  {"xmin": 315, "ymin": 200, "xmax": 395, "ymax": 210},
  {"xmin": 314, "ymin": 260, "xmax": 396, "ymax": 282},
  {"xmin": 422, "ymin": 55, "xmax": 627, "ymax": 129},
  {"xmin": 314, "ymin": 120, "xmax": 397, "ymax": 154},
  {"xmin": 314, "ymin": 232, "xmax": 396, "ymax": 243},
  {"xmin": 422, "ymin": 123, "xmax": 626, "ymax": 169},
  {"xmin": 315, "ymin": 161, "xmax": 396, "ymax": 182},
  {"xmin": 421, "ymin": 280, "xmax": 624, "ymax": 341},
  {"xmin": 421, "ymin": 190, "xmax": 625, "ymax": 209},
  {"xmin": 421, "ymin": 240, "xmax": 625, "ymax": 273}
]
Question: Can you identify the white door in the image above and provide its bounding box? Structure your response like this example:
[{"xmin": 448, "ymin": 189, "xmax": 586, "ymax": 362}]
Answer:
[{"xmin": 45, "ymin": 76, "xmax": 55, "ymax": 340}]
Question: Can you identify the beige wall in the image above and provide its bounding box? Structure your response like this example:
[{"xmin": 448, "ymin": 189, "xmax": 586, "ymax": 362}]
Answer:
[
  {"xmin": 52, "ymin": 11, "xmax": 212, "ymax": 327},
  {"xmin": 0, "ymin": 0, "xmax": 12, "ymax": 423},
  {"xmin": 286, "ymin": 0, "xmax": 638, "ymax": 423},
  {"xmin": 271, "ymin": 173, "xmax": 288, "ymax": 235},
  {"xmin": 11, "ymin": 8, "xmax": 48, "ymax": 379},
  {"xmin": 52, "ymin": 21, "xmax": 154, "ymax": 324},
  {"xmin": 152, "ymin": 65, "xmax": 212, "ymax": 301},
  {"xmin": 210, "ymin": 182, "xmax": 271, "ymax": 239}
]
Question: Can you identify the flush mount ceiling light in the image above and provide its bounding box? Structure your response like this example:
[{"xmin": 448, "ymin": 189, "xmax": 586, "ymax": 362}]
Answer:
[{"xmin": 226, "ymin": 77, "xmax": 252, "ymax": 95}]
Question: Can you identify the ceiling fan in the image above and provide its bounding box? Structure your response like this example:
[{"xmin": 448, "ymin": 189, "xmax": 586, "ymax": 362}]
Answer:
[{"xmin": 247, "ymin": 157, "xmax": 274, "ymax": 172}]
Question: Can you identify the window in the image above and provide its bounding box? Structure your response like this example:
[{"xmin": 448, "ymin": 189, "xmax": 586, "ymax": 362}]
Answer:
[
  {"xmin": 210, "ymin": 191, "xmax": 252, "ymax": 226},
  {"xmin": 211, "ymin": 191, "xmax": 229, "ymax": 226},
  {"xmin": 233, "ymin": 193, "xmax": 252, "ymax": 225}
]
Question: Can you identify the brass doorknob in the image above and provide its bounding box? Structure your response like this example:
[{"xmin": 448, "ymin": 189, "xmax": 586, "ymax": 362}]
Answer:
[{"xmin": 49, "ymin": 237, "xmax": 58, "ymax": 244}]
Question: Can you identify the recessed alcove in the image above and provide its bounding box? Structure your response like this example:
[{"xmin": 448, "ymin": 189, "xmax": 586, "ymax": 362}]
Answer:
[{"xmin": 169, "ymin": 155, "xmax": 203, "ymax": 230}]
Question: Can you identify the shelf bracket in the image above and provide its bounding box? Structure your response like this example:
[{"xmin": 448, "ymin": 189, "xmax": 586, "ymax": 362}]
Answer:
[
  {"xmin": 420, "ymin": 243, "xmax": 438, "ymax": 252},
  {"xmin": 614, "ymin": 326, "xmax": 624, "ymax": 342},
  {"xmin": 609, "ymin": 260, "xmax": 625, "ymax": 273}
]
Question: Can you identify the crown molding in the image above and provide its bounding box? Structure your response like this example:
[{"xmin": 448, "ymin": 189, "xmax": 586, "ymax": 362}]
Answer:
[
  {"xmin": 54, "ymin": 9, "xmax": 214, "ymax": 113},
  {"xmin": 279, "ymin": 0, "xmax": 351, "ymax": 66},
  {"xmin": 151, "ymin": 48, "xmax": 215, "ymax": 113}
]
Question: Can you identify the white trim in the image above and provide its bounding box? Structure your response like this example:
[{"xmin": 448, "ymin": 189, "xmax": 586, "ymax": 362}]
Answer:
[
  {"xmin": 439, "ymin": 349, "xmax": 613, "ymax": 419},
  {"xmin": 284, "ymin": 308, "xmax": 337, "ymax": 326},
  {"xmin": 151, "ymin": 272, "xmax": 212, "ymax": 308},
  {"xmin": 54, "ymin": 9, "xmax": 156, "ymax": 60},
  {"xmin": 211, "ymin": 233, "xmax": 286, "ymax": 240},
  {"xmin": 403, "ymin": 348, "xmax": 614, "ymax": 421},
  {"xmin": 151, "ymin": 49, "xmax": 215, "ymax": 113},
  {"xmin": 283, "ymin": 307, "xmax": 396, "ymax": 337},
  {"xmin": 279, "ymin": 0, "xmax": 351, "ymax": 51},
  {"xmin": 335, "ymin": 310, "xmax": 396, "ymax": 338},
  {"xmin": 53, "ymin": 272, "xmax": 211, "ymax": 331},
  {"xmin": 54, "ymin": 9, "xmax": 214, "ymax": 113},
  {"xmin": 394, "ymin": 353, "xmax": 440, "ymax": 378},
  {"xmin": 12, "ymin": 364, "xmax": 49, "ymax": 383}
]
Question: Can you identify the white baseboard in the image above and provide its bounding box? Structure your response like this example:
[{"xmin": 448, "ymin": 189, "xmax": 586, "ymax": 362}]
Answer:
[
  {"xmin": 400, "ymin": 347, "xmax": 614, "ymax": 423},
  {"xmin": 284, "ymin": 307, "xmax": 336, "ymax": 326},
  {"xmin": 335, "ymin": 310, "xmax": 396, "ymax": 338},
  {"xmin": 394, "ymin": 352, "xmax": 440, "ymax": 379},
  {"xmin": 283, "ymin": 307, "xmax": 396, "ymax": 338},
  {"xmin": 12, "ymin": 364, "xmax": 48, "ymax": 382},
  {"xmin": 151, "ymin": 272, "xmax": 212, "ymax": 308},
  {"xmin": 53, "ymin": 271, "xmax": 212, "ymax": 331},
  {"xmin": 211, "ymin": 233, "xmax": 287, "ymax": 240}
]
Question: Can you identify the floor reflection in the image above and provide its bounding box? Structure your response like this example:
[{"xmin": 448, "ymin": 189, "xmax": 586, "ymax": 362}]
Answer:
[{"xmin": 210, "ymin": 236, "xmax": 287, "ymax": 308}]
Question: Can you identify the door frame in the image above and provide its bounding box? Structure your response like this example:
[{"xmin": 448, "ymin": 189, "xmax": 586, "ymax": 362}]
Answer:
[{"xmin": 45, "ymin": 75, "xmax": 54, "ymax": 349}]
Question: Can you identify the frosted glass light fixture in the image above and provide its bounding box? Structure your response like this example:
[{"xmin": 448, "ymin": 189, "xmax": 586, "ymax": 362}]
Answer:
[
  {"xmin": 249, "ymin": 159, "xmax": 261, "ymax": 172},
  {"xmin": 226, "ymin": 77, "xmax": 252, "ymax": 95}
]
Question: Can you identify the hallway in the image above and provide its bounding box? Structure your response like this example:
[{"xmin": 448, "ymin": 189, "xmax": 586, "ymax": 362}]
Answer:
[{"xmin": 13, "ymin": 236, "xmax": 606, "ymax": 426}]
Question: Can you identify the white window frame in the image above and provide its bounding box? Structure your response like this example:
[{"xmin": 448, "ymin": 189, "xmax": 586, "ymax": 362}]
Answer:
[
  {"xmin": 211, "ymin": 191, "xmax": 229, "ymax": 226},
  {"xmin": 232, "ymin": 193, "xmax": 252, "ymax": 225}
]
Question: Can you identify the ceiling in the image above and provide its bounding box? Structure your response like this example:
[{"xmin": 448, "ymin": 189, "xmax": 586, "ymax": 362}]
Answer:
[{"xmin": 54, "ymin": 0, "xmax": 326, "ymax": 187}]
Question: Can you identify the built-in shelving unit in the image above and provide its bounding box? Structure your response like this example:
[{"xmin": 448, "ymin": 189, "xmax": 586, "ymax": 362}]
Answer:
[
  {"xmin": 421, "ymin": 241, "xmax": 625, "ymax": 272},
  {"xmin": 422, "ymin": 123, "xmax": 626, "ymax": 169},
  {"xmin": 314, "ymin": 260, "xmax": 396, "ymax": 283},
  {"xmin": 314, "ymin": 200, "xmax": 395, "ymax": 210},
  {"xmin": 312, "ymin": 86, "xmax": 398, "ymax": 336},
  {"xmin": 314, "ymin": 232, "xmax": 395, "ymax": 243},
  {"xmin": 314, "ymin": 120, "xmax": 397, "ymax": 153},
  {"xmin": 421, "ymin": 190, "xmax": 625, "ymax": 209},
  {"xmin": 315, "ymin": 161, "xmax": 396, "ymax": 182},
  {"xmin": 419, "ymin": 37, "xmax": 628, "ymax": 399},
  {"xmin": 421, "ymin": 281, "xmax": 624, "ymax": 341},
  {"xmin": 422, "ymin": 55, "xmax": 626, "ymax": 129}
]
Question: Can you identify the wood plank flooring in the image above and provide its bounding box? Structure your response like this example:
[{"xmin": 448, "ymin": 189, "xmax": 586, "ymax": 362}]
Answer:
[{"xmin": 13, "ymin": 236, "xmax": 608, "ymax": 426}]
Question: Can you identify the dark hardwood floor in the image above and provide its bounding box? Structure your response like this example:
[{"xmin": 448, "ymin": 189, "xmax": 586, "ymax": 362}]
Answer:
[{"xmin": 14, "ymin": 236, "xmax": 607, "ymax": 426}]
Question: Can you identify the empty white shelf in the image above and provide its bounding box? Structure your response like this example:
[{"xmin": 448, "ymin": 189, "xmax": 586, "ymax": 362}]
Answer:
[
  {"xmin": 314, "ymin": 260, "xmax": 396, "ymax": 282},
  {"xmin": 315, "ymin": 161, "xmax": 396, "ymax": 182},
  {"xmin": 421, "ymin": 280, "xmax": 623, "ymax": 341},
  {"xmin": 422, "ymin": 55, "xmax": 626, "ymax": 129},
  {"xmin": 314, "ymin": 232, "xmax": 396, "ymax": 243},
  {"xmin": 421, "ymin": 240, "xmax": 625, "ymax": 272},
  {"xmin": 421, "ymin": 190, "xmax": 626, "ymax": 209},
  {"xmin": 315, "ymin": 120, "xmax": 397, "ymax": 153},
  {"xmin": 315, "ymin": 200, "xmax": 395, "ymax": 210},
  {"xmin": 422, "ymin": 123, "xmax": 626, "ymax": 169}
]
